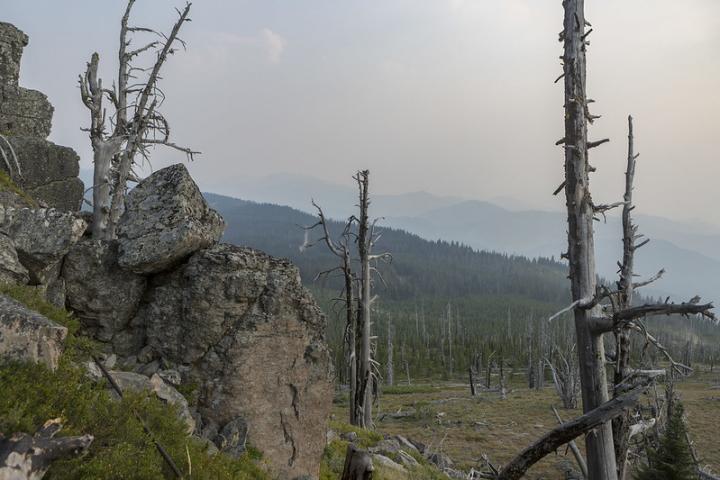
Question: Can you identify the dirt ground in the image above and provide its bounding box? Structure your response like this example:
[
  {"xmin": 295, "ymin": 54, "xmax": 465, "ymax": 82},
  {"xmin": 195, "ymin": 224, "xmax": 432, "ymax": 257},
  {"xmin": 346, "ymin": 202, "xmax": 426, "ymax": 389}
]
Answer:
[{"xmin": 331, "ymin": 369, "xmax": 720, "ymax": 479}]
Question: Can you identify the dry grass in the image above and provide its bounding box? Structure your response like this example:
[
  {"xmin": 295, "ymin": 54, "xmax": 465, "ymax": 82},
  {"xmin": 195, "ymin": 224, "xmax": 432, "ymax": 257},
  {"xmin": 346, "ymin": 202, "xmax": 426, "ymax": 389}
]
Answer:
[{"xmin": 332, "ymin": 370, "xmax": 720, "ymax": 479}]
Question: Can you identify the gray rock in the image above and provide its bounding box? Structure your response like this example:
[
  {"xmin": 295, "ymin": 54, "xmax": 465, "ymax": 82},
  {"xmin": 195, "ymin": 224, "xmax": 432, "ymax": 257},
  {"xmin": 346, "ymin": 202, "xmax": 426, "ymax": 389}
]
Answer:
[
  {"xmin": 372, "ymin": 454, "xmax": 406, "ymax": 474},
  {"xmin": 0, "ymin": 22, "xmax": 28, "ymax": 88},
  {"xmin": 117, "ymin": 164, "xmax": 224, "ymax": 274},
  {"xmin": 134, "ymin": 243, "xmax": 332, "ymax": 479},
  {"xmin": 0, "ymin": 293, "xmax": 67, "ymax": 370},
  {"xmin": 214, "ymin": 417, "xmax": 248, "ymax": 458},
  {"xmin": 397, "ymin": 450, "xmax": 420, "ymax": 468},
  {"xmin": 62, "ymin": 239, "xmax": 146, "ymax": 344},
  {"xmin": 137, "ymin": 360, "xmax": 160, "ymax": 377},
  {"xmin": 108, "ymin": 370, "xmax": 153, "ymax": 393},
  {"xmin": 428, "ymin": 452, "xmax": 454, "ymax": 470},
  {"xmin": 0, "ymin": 88, "xmax": 53, "ymax": 139},
  {"xmin": 0, "ymin": 206, "xmax": 85, "ymax": 283},
  {"xmin": 0, "ymin": 233, "xmax": 28, "ymax": 284},
  {"xmin": 36, "ymin": 276, "xmax": 65, "ymax": 308},
  {"xmin": 0, "ymin": 137, "xmax": 84, "ymax": 211},
  {"xmin": 150, "ymin": 373, "xmax": 195, "ymax": 434},
  {"xmin": 158, "ymin": 368, "xmax": 181, "ymax": 386}
]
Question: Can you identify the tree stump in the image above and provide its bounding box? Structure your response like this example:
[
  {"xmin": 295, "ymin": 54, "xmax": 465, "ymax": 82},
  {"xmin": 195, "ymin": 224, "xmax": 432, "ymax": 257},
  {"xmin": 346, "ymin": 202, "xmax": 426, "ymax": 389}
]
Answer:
[{"xmin": 341, "ymin": 444, "xmax": 374, "ymax": 480}]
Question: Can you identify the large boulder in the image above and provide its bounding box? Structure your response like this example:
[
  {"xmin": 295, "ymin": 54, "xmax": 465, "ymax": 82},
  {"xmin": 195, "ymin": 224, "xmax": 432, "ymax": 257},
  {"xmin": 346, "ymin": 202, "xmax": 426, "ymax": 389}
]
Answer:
[
  {"xmin": 0, "ymin": 233, "xmax": 28, "ymax": 284},
  {"xmin": 0, "ymin": 294, "xmax": 67, "ymax": 369},
  {"xmin": 135, "ymin": 243, "xmax": 333, "ymax": 479},
  {"xmin": 0, "ymin": 206, "xmax": 86, "ymax": 284},
  {"xmin": 62, "ymin": 239, "xmax": 146, "ymax": 349},
  {"xmin": 117, "ymin": 164, "xmax": 224, "ymax": 274}
]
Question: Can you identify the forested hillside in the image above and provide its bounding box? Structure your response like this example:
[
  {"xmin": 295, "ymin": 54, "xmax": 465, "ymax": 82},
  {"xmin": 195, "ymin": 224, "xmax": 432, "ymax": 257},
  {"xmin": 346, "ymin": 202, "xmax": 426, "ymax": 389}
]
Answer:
[
  {"xmin": 206, "ymin": 193, "xmax": 720, "ymax": 381},
  {"xmin": 205, "ymin": 193, "xmax": 570, "ymax": 304}
]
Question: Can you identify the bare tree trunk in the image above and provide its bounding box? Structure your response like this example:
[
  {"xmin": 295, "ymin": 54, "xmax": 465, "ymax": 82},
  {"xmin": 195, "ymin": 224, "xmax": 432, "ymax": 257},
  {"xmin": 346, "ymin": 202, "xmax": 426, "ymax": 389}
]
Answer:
[
  {"xmin": 612, "ymin": 115, "xmax": 638, "ymax": 480},
  {"xmin": 486, "ymin": 352, "xmax": 494, "ymax": 389},
  {"xmin": 469, "ymin": 366, "xmax": 477, "ymax": 396},
  {"xmin": 356, "ymin": 170, "xmax": 373, "ymax": 429},
  {"xmin": 499, "ymin": 351, "xmax": 507, "ymax": 400},
  {"xmin": 345, "ymin": 251, "xmax": 358, "ymax": 425},
  {"xmin": 560, "ymin": 1, "xmax": 618, "ymax": 478},
  {"xmin": 386, "ymin": 320, "xmax": 394, "ymax": 387}
]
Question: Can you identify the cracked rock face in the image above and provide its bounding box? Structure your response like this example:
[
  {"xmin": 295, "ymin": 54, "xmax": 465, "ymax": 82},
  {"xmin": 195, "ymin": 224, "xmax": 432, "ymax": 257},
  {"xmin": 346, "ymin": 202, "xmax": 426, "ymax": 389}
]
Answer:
[
  {"xmin": 0, "ymin": 233, "xmax": 28, "ymax": 284},
  {"xmin": 0, "ymin": 294, "xmax": 67, "ymax": 370},
  {"xmin": 117, "ymin": 163, "xmax": 225, "ymax": 274},
  {"xmin": 62, "ymin": 239, "xmax": 146, "ymax": 350},
  {"xmin": 0, "ymin": 206, "xmax": 86, "ymax": 284},
  {"xmin": 136, "ymin": 243, "xmax": 333, "ymax": 479},
  {"xmin": 2, "ymin": 137, "xmax": 83, "ymax": 211}
]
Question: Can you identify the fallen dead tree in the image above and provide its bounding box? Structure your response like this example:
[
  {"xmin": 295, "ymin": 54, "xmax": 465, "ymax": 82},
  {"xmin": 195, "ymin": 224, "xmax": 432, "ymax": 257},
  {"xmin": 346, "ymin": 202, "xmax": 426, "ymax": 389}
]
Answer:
[
  {"xmin": 0, "ymin": 418, "xmax": 93, "ymax": 480},
  {"xmin": 478, "ymin": 386, "xmax": 645, "ymax": 480}
]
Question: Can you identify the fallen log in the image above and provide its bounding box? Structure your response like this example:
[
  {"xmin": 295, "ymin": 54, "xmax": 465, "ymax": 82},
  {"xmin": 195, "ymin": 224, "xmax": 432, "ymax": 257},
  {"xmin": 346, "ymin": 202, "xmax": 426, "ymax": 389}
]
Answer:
[
  {"xmin": 0, "ymin": 418, "xmax": 93, "ymax": 480},
  {"xmin": 496, "ymin": 386, "xmax": 644, "ymax": 480}
]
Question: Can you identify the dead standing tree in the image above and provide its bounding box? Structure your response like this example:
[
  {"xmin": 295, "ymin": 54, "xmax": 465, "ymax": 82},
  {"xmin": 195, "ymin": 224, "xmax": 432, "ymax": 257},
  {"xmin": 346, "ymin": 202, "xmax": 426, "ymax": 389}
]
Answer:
[
  {"xmin": 302, "ymin": 200, "xmax": 358, "ymax": 424},
  {"xmin": 303, "ymin": 170, "xmax": 389, "ymax": 428},
  {"xmin": 476, "ymin": 2, "xmax": 716, "ymax": 479},
  {"xmin": 556, "ymin": 0, "xmax": 620, "ymax": 476},
  {"xmin": 79, "ymin": 0, "xmax": 198, "ymax": 240},
  {"xmin": 354, "ymin": 170, "xmax": 391, "ymax": 428}
]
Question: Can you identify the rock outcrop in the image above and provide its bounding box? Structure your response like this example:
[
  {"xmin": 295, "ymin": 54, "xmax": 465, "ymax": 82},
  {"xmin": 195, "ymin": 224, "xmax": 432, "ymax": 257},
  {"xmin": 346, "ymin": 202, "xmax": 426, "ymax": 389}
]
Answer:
[
  {"xmin": 63, "ymin": 239, "xmax": 146, "ymax": 350},
  {"xmin": 136, "ymin": 243, "xmax": 333, "ymax": 479},
  {"xmin": 0, "ymin": 21, "xmax": 333, "ymax": 479},
  {"xmin": 0, "ymin": 22, "xmax": 83, "ymax": 211},
  {"xmin": 0, "ymin": 233, "xmax": 28, "ymax": 284},
  {"xmin": 0, "ymin": 294, "xmax": 67, "ymax": 370},
  {"xmin": 117, "ymin": 163, "xmax": 225, "ymax": 274},
  {"xmin": 0, "ymin": 206, "xmax": 86, "ymax": 284}
]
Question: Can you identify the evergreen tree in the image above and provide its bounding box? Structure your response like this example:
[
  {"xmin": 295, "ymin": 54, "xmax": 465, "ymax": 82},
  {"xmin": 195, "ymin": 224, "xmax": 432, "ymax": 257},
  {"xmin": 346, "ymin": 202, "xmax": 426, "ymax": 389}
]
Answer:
[{"xmin": 635, "ymin": 400, "xmax": 696, "ymax": 480}]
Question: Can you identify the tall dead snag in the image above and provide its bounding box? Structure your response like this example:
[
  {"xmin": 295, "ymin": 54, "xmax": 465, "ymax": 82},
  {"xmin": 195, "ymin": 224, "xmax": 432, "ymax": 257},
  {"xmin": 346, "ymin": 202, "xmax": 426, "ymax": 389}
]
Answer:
[
  {"xmin": 354, "ymin": 170, "xmax": 391, "ymax": 428},
  {"xmin": 303, "ymin": 170, "xmax": 389, "ymax": 428},
  {"xmin": 386, "ymin": 319, "xmax": 394, "ymax": 387},
  {"xmin": 558, "ymin": 1, "xmax": 619, "ymax": 476},
  {"xmin": 302, "ymin": 200, "xmax": 358, "ymax": 424},
  {"xmin": 79, "ymin": 0, "xmax": 198, "ymax": 240},
  {"xmin": 611, "ymin": 115, "xmax": 639, "ymax": 480}
]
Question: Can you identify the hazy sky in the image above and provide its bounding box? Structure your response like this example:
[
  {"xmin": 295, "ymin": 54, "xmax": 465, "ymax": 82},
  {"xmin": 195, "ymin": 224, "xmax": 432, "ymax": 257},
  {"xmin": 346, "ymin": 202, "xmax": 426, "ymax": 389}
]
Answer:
[{"xmin": 5, "ymin": 1, "xmax": 720, "ymax": 224}]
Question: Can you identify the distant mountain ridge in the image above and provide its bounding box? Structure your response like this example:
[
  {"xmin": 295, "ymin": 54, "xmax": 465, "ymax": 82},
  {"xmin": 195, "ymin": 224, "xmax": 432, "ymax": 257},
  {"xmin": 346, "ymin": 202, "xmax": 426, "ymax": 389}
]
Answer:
[{"xmin": 217, "ymin": 173, "xmax": 720, "ymax": 303}]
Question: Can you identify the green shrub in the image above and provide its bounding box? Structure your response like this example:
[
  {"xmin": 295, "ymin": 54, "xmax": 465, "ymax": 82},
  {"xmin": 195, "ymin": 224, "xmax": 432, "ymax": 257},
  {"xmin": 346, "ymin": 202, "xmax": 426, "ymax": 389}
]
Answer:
[
  {"xmin": 635, "ymin": 400, "xmax": 697, "ymax": 480},
  {"xmin": 0, "ymin": 286, "xmax": 271, "ymax": 480}
]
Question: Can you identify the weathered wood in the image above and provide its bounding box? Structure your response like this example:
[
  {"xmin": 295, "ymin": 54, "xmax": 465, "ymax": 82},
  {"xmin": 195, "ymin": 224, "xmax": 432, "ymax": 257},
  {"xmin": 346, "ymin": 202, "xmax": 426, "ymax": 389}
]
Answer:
[
  {"xmin": 560, "ymin": 0, "xmax": 618, "ymax": 477},
  {"xmin": 341, "ymin": 444, "xmax": 374, "ymax": 480},
  {"xmin": 356, "ymin": 170, "xmax": 373, "ymax": 428},
  {"xmin": 0, "ymin": 418, "xmax": 93, "ymax": 480},
  {"xmin": 497, "ymin": 388, "xmax": 643, "ymax": 480},
  {"xmin": 79, "ymin": 0, "xmax": 197, "ymax": 240},
  {"xmin": 552, "ymin": 406, "xmax": 588, "ymax": 479},
  {"xmin": 469, "ymin": 366, "xmax": 477, "ymax": 396}
]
